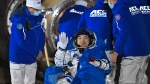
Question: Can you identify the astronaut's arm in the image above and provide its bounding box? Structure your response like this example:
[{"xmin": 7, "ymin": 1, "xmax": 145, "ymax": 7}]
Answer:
[
  {"xmin": 89, "ymin": 57, "xmax": 110, "ymax": 70},
  {"xmin": 55, "ymin": 48, "xmax": 71, "ymax": 66}
]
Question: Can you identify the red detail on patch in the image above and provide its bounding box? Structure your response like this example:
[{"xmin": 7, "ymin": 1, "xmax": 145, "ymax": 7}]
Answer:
[
  {"xmin": 115, "ymin": 14, "xmax": 121, "ymax": 21},
  {"xmin": 89, "ymin": 57, "xmax": 95, "ymax": 62}
]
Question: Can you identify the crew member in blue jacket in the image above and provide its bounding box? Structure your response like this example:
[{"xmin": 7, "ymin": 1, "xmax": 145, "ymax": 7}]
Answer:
[
  {"xmin": 78, "ymin": 0, "xmax": 113, "ymax": 51},
  {"xmin": 139, "ymin": 0, "xmax": 150, "ymax": 51},
  {"xmin": 134, "ymin": 0, "xmax": 150, "ymax": 83},
  {"xmin": 109, "ymin": 0, "xmax": 150, "ymax": 84},
  {"xmin": 9, "ymin": 0, "xmax": 45, "ymax": 84},
  {"xmin": 56, "ymin": 0, "xmax": 87, "ymax": 42},
  {"xmin": 78, "ymin": 0, "xmax": 115, "ymax": 83}
]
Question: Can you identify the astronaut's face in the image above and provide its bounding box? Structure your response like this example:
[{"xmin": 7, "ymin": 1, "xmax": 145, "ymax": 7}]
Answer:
[{"xmin": 77, "ymin": 35, "xmax": 90, "ymax": 48}]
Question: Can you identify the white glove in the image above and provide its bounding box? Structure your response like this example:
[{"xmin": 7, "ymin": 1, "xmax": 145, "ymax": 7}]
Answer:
[
  {"xmin": 89, "ymin": 59, "xmax": 109, "ymax": 70},
  {"xmin": 57, "ymin": 78, "xmax": 70, "ymax": 84},
  {"xmin": 89, "ymin": 60, "xmax": 101, "ymax": 67},
  {"xmin": 57, "ymin": 75, "xmax": 72, "ymax": 84},
  {"xmin": 57, "ymin": 32, "xmax": 68, "ymax": 49}
]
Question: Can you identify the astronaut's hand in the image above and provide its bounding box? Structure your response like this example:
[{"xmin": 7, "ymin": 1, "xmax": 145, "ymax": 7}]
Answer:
[
  {"xmin": 36, "ymin": 50, "xmax": 43, "ymax": 61},
  {"xmin": 57, "ymin": 32, "xmax": 68, "ymax": 49},
  {"xmin": 57, "ymin": 75, "xmax": 73, "ymax": 84},
  {"xmin": 57, "ymin": 78, "xmax": 70, "ymax": 84},
  {"xmin": 89, "ymin": 57, "xmax": 109, "ymax": 70},
  {"xmin": 89, "ymin": 60, "xmax": 101, "ymax": 67}
]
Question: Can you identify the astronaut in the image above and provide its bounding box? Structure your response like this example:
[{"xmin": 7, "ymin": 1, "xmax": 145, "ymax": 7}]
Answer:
[{"xmin": 55, "ymin": 28, "xmax": 111, "ymax": 84}]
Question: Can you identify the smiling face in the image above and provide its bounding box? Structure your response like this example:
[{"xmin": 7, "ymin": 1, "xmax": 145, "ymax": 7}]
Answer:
[{"xmin": 77, "ymin": 35, "xmax": 90, "ymax": 48}]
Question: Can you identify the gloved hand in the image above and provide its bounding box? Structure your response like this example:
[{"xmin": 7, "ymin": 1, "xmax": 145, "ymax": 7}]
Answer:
[
  {"xmin": 89, "ymin": 57, "xmax": 109, "ymax": 70},
  {"xmin": 89, "ymin": 57, "xmax": 100, "ymax": 67},
  {"xmin": 89, "ymin": 60, "xmax": 101, "ymax": 67},
  {"xmin": 57, "ymin": 75, "xmax": 73, "ymax": 84},
  {"xmin": 57, "ymin": 78, "xmax": 70, "ymax": 84},
  {"xmin": 57, "ymin": 32, "xmax": 68, "ymax": 49}
]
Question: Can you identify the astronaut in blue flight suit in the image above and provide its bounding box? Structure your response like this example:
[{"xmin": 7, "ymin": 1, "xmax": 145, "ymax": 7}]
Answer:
[
  {"xmin": 9, "ymin": 0, "xmax": 45, "ymax": 84},
  {"xmin": 56, "ymin": 0, "xmax": 88, "ymax": 42},
  {"xmin": 108, "ymin": 0, "xmax": 150, "ymax": 84},
  {"xmin": 55, "ymin": 28, "xmax": 111, "ymax": 84}
]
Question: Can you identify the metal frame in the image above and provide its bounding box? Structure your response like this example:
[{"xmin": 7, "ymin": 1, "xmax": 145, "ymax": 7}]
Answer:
[
  {"xmin": 6, "ymin": 0, "xmax": 25, "ymax": 34},
  {"xmin": 47, "ymin": 0, "xmax": 96, "ymax": 50}
]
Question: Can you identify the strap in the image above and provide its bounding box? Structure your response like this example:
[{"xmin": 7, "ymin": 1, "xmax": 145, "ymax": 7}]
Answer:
[{"xmin": 26, "ymin": 18, "xmax": 31, "ymax": 31}]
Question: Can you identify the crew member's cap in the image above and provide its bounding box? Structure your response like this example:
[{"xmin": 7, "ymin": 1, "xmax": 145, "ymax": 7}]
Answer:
[{"xmin": 26, "ymin": 0, "xmax": 45, "ymax": 10}]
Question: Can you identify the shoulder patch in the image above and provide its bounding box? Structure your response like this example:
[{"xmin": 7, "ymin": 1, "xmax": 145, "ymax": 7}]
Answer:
[
  {"xmin": 115, "ymin": 14, "xmax": 121, "ymax": 21},
  {"xmin": 16, "ymin": 23, "xmax": 23, "ymax": 29}
]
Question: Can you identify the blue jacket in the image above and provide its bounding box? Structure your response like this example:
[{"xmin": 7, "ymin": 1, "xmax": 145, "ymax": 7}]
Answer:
[
  {"xmin": 72, "ymin": 48, "xmax": 110, "ymax": 84},
  {"xmin": 56, "ymin": 5, "xmax": 87, "ymax": 42},
  {"xmin": 72, "ymin": 66, "xmax": 106, "ymax": 84},
  {"xmin": 78, "ymin": 0, "xmax": 113, "ymax": 50},
  {"xmin": 138, "ymin": 0, "xmax": 150, "ymax": 54},
  {"xmin": 9, "ymin": 7, "xmax": 45, "ymax": 64},
  {"xmin": 112, "ymin": 0, "xmax": 150, "ymax": 56}
]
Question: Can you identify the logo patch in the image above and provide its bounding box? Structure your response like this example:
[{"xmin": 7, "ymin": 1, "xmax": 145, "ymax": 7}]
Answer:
[
  {"xmin": 90, "ymin": 10, "xmax": 107, "ymax": 17},
  {"xmin": 16, "ymin": 23, "xmax": 23, "ymax": 29},
  {"xmin": 129, "ymin": 6, "xmax": 141, "ymax": 15},
  {"xmin": 37, "ymin": 2, "xmax": 40, "ymax": 4},
  {"xmin": 129, "ymin": 6, "xmax": 150, "ymax": 15},
  {"xmin": 140, "ymin": 6, "xmax": 150, "ymax": 14},
  {"xmin": 115, "ymin": 14, "xmax": 121, "ymax": 21},
  {"xmin": 70, "ymin": 9, "xmax": 84, "ymax": 15}
]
